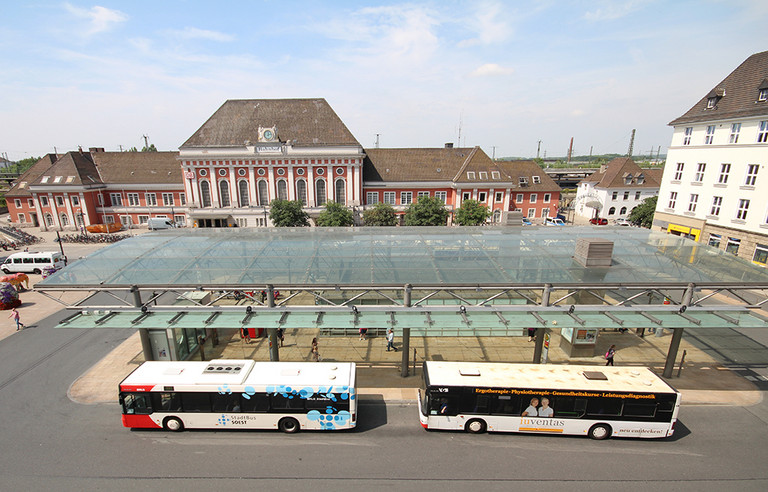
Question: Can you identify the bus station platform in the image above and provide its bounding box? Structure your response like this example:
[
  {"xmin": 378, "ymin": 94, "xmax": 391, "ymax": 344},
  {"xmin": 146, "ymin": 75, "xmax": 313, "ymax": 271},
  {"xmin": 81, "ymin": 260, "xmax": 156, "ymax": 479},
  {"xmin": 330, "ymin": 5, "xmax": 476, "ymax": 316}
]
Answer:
[{"xmin": 66, "ymin": 323, "xmax": 763, "ymax": 408}]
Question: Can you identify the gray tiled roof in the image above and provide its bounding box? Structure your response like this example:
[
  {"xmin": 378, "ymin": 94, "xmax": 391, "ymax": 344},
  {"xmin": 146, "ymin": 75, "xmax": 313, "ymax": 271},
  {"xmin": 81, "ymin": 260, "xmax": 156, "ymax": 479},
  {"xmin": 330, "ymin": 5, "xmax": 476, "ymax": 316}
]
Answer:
[
  {"xmin": 580, "ymin": 157, "xmax": 661, "ymax": 189},
  {"xmin": 4, "ymin": 154, "xmax": 59, "ymax": 197},
  {"xmin": 28, "ymin": 151, "xmax": 101, "ymax": 187},
  {"xmin": 180, "ymin": 99, "xmax": 361, "ymax": 148},
  {"xmin": 91, "ymin": 151, "xmax": 181, "ymax": 184},
  {"xmin": 670, "ymin": 50, "xmax": 768, "ymax": 125}
]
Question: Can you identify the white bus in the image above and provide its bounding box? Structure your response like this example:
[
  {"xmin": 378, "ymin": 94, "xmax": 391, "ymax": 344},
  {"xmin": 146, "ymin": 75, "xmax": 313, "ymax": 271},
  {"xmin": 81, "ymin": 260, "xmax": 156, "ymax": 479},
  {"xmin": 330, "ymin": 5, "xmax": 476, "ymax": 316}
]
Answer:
[
  {"xmin": 119, "ymin": 360, "xmax": 356, "ymax": 433},
  {"xmin": 418, "ymin": 361, "xmax": 680, "ymax": 440}
]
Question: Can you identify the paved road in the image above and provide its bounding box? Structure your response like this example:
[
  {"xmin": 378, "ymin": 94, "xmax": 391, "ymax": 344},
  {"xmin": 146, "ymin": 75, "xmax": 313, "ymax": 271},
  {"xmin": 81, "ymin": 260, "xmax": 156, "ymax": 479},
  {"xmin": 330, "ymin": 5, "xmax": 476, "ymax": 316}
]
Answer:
[{"xmin": 1, "ymin": 309, "xmax": 768, "ymax": 491}]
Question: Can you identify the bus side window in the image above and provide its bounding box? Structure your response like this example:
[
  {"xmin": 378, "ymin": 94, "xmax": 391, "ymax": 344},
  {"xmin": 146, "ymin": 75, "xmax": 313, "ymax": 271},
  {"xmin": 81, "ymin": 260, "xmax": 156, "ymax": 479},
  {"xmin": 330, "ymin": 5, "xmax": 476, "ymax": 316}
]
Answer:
[
  {"xmin": 122, "ymin": 393, "xmax": 152, "ymax": 415},
  {"xmin": 181, "ymin": 393, "xmax": 212, "ymax": 413},
  {"xmin": 241, "ymin": 393, "xmax": 269, "ymax": 413},
  {"xmin": 492, "ymin": 395, "xmax": 521, "ymax": 415},
  {"xmin": 586, "ymin": 398, "xmax": 623, "ymax": 417},
  {"xmin": 458, "ymin": 392, "xmax": 490, "ymax": 414},
  {"xmin": 554, "ymin": 397, "xmax": 586, "ymax": 418},
  {"xmin": 211, "ymin": 393, "xmax": 241, "ymax": 412},
  {"xmin": 429, "ymin": 393, "xmax": 458, "ymax": 416},
  {"xmin": 307, "ymin": 395, "xmax": 349, "ymax": 412},
  {"xmin": 270, "ymin": 393, "xmax": 306, "ymax": 413},
  {"xmin": 152, "ymin": 392, "xmax": 182, "ymax": 412},
  {"xmin": 622, "ymin": 403, "xmax": 657, "ymax": 419}
]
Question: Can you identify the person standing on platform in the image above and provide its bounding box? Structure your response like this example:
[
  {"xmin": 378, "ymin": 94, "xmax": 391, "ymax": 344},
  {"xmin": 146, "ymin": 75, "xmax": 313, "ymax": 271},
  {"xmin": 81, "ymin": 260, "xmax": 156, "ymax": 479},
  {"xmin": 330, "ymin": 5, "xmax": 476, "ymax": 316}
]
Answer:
[
  {"xmin": 9, "ymin": 307, "xmax": 24, "ymax": 331},
  {"xmin": 605, "ymin": 345, "xmax": 616, "ymax": 366},
  {"xmin": 311, "ymin": 337, "xmax": 320, "ymax": 362},
  {"xmin": 386, "ymin": 328, "xmax": 397, "ymax": 352}
]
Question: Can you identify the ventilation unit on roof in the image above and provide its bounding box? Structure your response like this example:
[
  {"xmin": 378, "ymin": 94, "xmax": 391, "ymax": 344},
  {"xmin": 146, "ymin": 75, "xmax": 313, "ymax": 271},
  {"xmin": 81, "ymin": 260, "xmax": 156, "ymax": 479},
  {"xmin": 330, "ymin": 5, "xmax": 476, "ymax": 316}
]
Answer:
[
  {"xmin": 203, "ymin": 362, "xmax": 245, "ymax": 374},
  {"xmin": 519, "ymin": 177, "xmax": 528, "ymax": 187},
  {"xmin": 574, "ymin": 238, "xmax": 613, "ymax": 267},
  {"xmin": 583, "ymin": 371, "xmax": 608, "ymax": 380}
]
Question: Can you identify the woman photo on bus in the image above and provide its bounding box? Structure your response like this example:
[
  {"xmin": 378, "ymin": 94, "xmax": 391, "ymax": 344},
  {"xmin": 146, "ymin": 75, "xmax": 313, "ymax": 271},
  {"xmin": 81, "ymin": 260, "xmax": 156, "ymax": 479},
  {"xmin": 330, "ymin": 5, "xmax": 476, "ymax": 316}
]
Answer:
[{"xmin": 522, "ymin": 397, "xmax": 539, "ymax": 416}]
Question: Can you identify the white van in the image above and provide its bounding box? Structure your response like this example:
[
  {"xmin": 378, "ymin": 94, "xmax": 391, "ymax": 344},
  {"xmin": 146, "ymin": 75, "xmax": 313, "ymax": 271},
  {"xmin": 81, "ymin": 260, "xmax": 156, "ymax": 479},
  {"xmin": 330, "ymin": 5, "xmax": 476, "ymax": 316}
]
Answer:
[
  {"xmin": 147, "ymin": 218, "xmax": 175, "ymax": 230},
  {"xmin": 1, "ymin": 251, "xmax": 67, "ymax": 274}
]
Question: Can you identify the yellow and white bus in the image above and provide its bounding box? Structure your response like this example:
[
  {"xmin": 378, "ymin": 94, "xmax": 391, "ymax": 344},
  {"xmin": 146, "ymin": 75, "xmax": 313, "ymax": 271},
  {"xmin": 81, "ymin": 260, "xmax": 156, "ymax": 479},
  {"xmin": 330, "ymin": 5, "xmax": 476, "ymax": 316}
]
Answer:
[
  {"xmin": 120, "ymin": 360, "xmax": 356, "ymax": 433},
  {"xmin": 418, "ymin": 361, "xmax": 680, "ymax": 440}
]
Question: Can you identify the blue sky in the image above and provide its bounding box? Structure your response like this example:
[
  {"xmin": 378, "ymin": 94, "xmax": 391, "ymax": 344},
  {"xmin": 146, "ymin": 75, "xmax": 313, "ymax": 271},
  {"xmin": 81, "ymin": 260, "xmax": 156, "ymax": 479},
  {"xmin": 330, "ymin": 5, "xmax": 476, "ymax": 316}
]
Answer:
[{"xmin": 2, "ymin": 1, "xmax": 767, "ymax": 161}]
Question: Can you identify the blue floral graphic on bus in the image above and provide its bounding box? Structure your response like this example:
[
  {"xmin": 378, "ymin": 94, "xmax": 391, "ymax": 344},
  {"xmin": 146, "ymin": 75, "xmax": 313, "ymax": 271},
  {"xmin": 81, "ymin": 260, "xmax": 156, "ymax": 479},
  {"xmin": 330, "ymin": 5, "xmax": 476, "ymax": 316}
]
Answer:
[{"xmin": 263, "ymin": 384, "xmax": 355, "ymax": 430}]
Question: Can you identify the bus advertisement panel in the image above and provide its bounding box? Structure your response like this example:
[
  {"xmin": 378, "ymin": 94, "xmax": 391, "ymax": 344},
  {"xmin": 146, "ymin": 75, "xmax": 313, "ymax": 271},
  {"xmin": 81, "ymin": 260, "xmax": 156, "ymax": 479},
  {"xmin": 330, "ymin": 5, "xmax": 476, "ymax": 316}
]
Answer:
[
  {"xmin": 418, "ymin": 361, "xmax": 680, "ymax": 440},
  {"xmin": 119, "ymin": 360, "xmax": 356, "ymax": 433}
]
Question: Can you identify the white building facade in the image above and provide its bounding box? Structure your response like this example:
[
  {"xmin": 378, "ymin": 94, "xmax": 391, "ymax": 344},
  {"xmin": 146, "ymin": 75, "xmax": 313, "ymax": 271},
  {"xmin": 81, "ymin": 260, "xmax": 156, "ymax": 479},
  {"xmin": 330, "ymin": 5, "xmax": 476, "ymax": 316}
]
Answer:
[{"xmin": 653, "ymin": 51, "xmax": 768, "ymax": 266}]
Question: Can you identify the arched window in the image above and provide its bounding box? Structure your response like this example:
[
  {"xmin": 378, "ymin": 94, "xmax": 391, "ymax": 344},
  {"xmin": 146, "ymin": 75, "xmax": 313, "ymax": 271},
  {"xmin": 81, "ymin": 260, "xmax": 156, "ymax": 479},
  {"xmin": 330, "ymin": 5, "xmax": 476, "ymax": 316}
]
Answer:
[
  {"xmin": 277, "ymin": 179, "xmax": 288, "ymax": 201},
  {"xmin": 315, "ymin": 179, "xmax": 327, "ymax": 206},
  {"xmin": 200, "ymin": 181, "xmax": 212, "ymax": 208},
  {"xmin": 335, "ymin": 179, "xmax": 346, "ymax": 205},
  {"xmin": 608, "ymin": 207, "xmax": 616, "ymax": 215},
  {"xmin": 60, "ymin": 213, "xmax": 69, "ymax": 226},
  {"xmin": 45, "ymin": 213, "xmax": 54, "ymax": 226},
  {"xmin": 238, "ymin": 180, "xmax": 249, "ymax": 207},
  {"xmin": 493, "ymin": 210, "xmax": 501, "ymax": 223},
  {"xmin": 219, "ymin": 180, "xmax": 231, "ymax": 207},
  {"xmin": 258, "ymin": 180, "xmax": 268, "ymax": 206},
  {"xmin": 620, "ymin": 206, "xmax": 627, "ymax": 215},
  {"xmin": 75, "ymin": 214, "xmax": 84, "ymax": 226},
  {"xmin": 296, "ymin": 179, "xmax": 307, "ymax": 206}
]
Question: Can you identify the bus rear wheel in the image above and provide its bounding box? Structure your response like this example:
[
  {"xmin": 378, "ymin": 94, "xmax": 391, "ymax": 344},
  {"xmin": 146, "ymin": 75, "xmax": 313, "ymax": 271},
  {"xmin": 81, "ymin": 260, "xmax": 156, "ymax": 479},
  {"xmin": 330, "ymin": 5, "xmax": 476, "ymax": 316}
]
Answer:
[
  {"xmin": 588, "ymin": 424, "xmax": 611, "ymax": 440},
  {"xmin": 33, "ymin": 268, "xmax": 41, "ymax": 275},
  {"xmin": 465, "ymin": 419, "xmax": 487, "ymax": 434},
  {"xmin": 163, "ymin": 416, "xmax": 184, "ymax": 432},
  {"xmin": 279, "ymin": 417, "xmax": 300, "ymax": 434}
]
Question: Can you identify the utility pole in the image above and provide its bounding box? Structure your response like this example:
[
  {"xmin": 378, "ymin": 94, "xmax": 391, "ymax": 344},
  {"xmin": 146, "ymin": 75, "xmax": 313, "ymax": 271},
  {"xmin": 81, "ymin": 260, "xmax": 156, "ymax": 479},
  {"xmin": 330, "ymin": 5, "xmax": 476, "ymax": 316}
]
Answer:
[
  {"xmin": 375, "ymin": 134, "xmax": 380, "ymax": 149},
  {"xmin": 492, "ymin": 146, "xmax": 496, "ymax": 160},
  {"xmin": 627, "ymin": 129, "xmax": 636, "ymax": 157},
  {"xmin": 119, "ymin": 145, "xmax": 123, "ymax": 152},
  {"xmin": 567, "ymin": 137, "xmax": 574, "ymax": 164},
  {"xmin": 457, "ymin": 112, "xmax": 463, "ymax": 148},
  {"xmin": 142, "ymin": 134, "xmax": 149, "ymax": 149},
  {"xmin": 589, "ymin": 146, "xmax": 593, "ymax": 162},
  {"xmin": 536, "ymin": 140, "xmax": 542, "ymax": 159}
]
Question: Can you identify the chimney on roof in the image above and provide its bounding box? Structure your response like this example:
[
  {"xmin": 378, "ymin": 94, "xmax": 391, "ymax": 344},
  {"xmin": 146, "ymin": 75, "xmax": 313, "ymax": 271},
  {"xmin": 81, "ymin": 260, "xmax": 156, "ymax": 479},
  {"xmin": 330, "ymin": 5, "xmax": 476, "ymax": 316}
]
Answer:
[
  {"xmin": 89, "ymin": 147, "xmax": 105, "ymax": 153},
  {"xmin": 78, "ymin": 146, "xmax": 83, "ymax": 154},
  {"xmin": 445, "ymin": 142, "xmax": 454, "ymax": 148}
]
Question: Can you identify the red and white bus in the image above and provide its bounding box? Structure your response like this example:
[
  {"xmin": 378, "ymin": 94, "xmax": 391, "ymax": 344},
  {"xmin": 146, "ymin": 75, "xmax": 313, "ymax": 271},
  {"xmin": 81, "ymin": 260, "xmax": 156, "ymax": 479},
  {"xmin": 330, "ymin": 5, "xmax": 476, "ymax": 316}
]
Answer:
[
  {"xmin": 119, "ymin": 360, "xmax": 356, "ymax": 433},
  {"xmin": 418, "ymin": 361, "xmax": 680, "ymax": 440}
]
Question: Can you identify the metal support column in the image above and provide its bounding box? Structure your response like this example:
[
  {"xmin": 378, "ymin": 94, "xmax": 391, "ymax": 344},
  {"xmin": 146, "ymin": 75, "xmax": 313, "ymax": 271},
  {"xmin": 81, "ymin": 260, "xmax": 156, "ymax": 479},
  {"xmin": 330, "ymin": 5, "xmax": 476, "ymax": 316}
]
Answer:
[
  {"xmin": 401, "ymin": 284, "xmax": 412, "ymax": 377},
  {"xmin": 131, "ymin": 285, "xmax": 154, "ymax": 362},
  {"xmin": 532, "ymin": 283, "xmax": 552, "ymax": 364},
  {"xmin": 663, "ymin": 283, "xmax": 694, "ymax": 378},
  {"xmin": 267, "ymin": 284, "xmax": 279, "ymax": 362}
]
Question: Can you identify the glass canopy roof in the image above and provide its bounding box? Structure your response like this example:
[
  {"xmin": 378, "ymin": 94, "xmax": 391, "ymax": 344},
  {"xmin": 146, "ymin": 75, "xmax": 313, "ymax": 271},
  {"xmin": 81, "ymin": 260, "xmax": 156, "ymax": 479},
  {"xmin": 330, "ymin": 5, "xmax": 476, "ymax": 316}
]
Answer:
[
  {"xmin": 39, "ymin": 226, "xmax": 768, "ymax": 288},
  {"xmin": 57, "ymin": 308, "xmax": 768, "ymax": 331}
]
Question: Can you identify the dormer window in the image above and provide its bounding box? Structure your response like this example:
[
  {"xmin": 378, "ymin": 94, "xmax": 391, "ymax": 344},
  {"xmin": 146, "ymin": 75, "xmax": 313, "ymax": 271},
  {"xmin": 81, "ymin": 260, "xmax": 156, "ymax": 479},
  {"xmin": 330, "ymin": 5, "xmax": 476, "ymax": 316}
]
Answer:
[
  {"xmin": 479, "ymin": 171, "xmax": 488, "ymax": 180},
  {"xmin": 759, "ymin": 88, "xmax": 768, "ymax": 102},
  {"xmin": 41, "ymin": 176, "xmax": 49, "ymax": 183},
  {"xmin": 623, "ymin": 173, "xmax": 633, "ymax": 185},
  {"xmin": 53, "ymin": 176, "xmax": 62, "ymax": 183},
  {"xmin": 706, "ymin": 97, "xmax": 717, "ymax": 109},
  {"xmin": 637, "ymin": 173, "xmax": 645, "ymax": 185},
  {"xmin": 491, "ymin": 171, "xmax": 500, "ymax": 179},
  {"xmin": 66, "ymin": 176, "xmax": 75, "ymax": 183},
  {"xmin": 532, "ymin": 176, "xmax": 541, "ymax": 184},
  {"xmin": 466, "ymin": 171, "xmax": 476, "ymax": 180},
  {"xmin": 706, "ymin": 88, "xmax": 725, "ymax": 109},
  {"xmin": 19, "ymin": 181, "xmax": 27, "ymax": 189},
  {"xmin": 519, "ymin": 177, "xmax": 528, "ymax": 186}
]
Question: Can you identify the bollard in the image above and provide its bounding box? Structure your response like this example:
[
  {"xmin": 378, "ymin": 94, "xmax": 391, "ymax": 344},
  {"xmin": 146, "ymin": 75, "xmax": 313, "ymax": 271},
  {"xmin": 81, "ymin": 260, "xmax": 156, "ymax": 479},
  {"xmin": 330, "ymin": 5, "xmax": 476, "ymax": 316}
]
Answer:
[{"xmin": 676, "ymin": 349, "xmax": 687, "ymax": 377}]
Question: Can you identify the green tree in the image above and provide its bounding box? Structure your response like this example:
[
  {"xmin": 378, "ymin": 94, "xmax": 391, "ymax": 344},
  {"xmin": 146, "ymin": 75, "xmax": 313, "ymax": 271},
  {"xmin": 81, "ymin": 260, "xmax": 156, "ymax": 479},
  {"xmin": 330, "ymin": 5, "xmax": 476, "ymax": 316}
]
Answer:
[
  {"xmin": 142, "ymin": 144, "xmax": 158, "ymax": 152},
  {"xmin": 454, "ymin": 199, "xmax": 490, "ymax": 226},
  {"xmin": 127, "ymin": 146, "xmax": 139, "ymax": 152},
  {"xmin": 403, "ymin": 196, "xmax": 448, "ymax": 226},
  {"xmin": 316, "ymin": 201, "xmax": 354, "ymax": 227},
  {"xmin": 269, "ymin": 199, "xmax": 309, "ymax": 227},
  {"xmin": 628, "ymin": 195, "xmax": 657, "ymax": 228},
  {"xmin": 363, "ymin": 202, "xmax": 397, "ymax": 226}
]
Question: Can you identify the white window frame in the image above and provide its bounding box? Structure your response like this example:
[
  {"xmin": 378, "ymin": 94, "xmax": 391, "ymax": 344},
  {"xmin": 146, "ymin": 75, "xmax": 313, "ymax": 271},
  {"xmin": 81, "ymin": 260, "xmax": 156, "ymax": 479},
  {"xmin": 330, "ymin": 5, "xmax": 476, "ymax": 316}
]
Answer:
[
  {"xmin": 383, "ymin": 192, "xmax": 396, "ymax": 205},
  {"xmin": 56, "ymin": 196, "xmax": 64, "ymax": 207},
  {"xmin": 478, "ymin": 192, "xmax": 487, "ymax": 202},
  {"xmin": 759, "ymin": 121, "xmax": 768, "ymax": 143},
  {"xmin": 611, "ymin": 191, "xmax": 618, "ymax": 200},
  {"xmin": 674, "ymin": 163, "xmax": 684, "ymax": 181},
  {"xmin": 491, "ymin": 171, "xmax": 500, "ymax": 179},
  {"xmin": 462, "ymin": 192, "xmax": 471, "ymax": 201},
  {"xmin": 759, "ymin": 89, "xmax": 768, "ymax": 102},
  {"xmin": 683, "ymin": 127, "xmax": 692, "ymax": 145},
  {"xmin": 527, "ymin": 208, "xmax": 535, "ymax": 218},
  {"xmin": 110, "ymin": 193, "xmax": 122, "ymax": 206},
  {"xmin": 543, "ymin": 193, "xmax": 551, "ymax": 203},
  {"xmin": 466, "ymin": 171, "xmax": 476, "ymax": 180},
  {"xmin": 718, "ymin": 163, "xmax": 730, "ymax": 184},
  {"xmin": 529, "ymin": 194, "xmax": 537, "ymax": 204},
  {"xmin": 14, "ymin": 199, "xmax": 21, "ymax": 208},
  {"xmin": 138, "ymin": 215, "xmax": 149, "ymax": 225},
  {"xmin": 688, "ymin": 194, "xmax": 698, "ymax": 213},
  {"xmin": 532, "ymin": 176, "xmax": 541, "ymax": 184},
  {"xmin": 710, "ymin": 196, "xmax": 722, "ymax": 216},
  {"xmin": 400, "ymin": 192, "xmax": 412, "ymax": 205},
  {"xmin": 417, "ymin": 191, "xmax": 430, "ymax": 199},
  {"xmin": 494, "ymin": 192, "xmax": 503, "ymax": 203},
  {"xmin": 694, "ymin": 163, "xmax": 706, "ymax": 182},
  {"xmin": 366, "ymin": 192, "xmax": 379, "ymax": 204},
  {"xmin": 745, "ymin": 164, "xmax": 759, "ymax": 186},
  {"xmin": 71, "ymin": 196, "xmax": 80, "ymax": 206},
  {"xmin": 478, "ymin": 171, "xmax": 488, "ymax": 180},
  {"xmin": 162, "ymin": 193, "xmax": 175, "ymax": 206},
  {"xmin": 434, "ymin": 191, "xmax": 447, "ymax": 204},
  {"xmin": 668, "ymin": 191, "xmax": 677, "ymax": 209},
  {"xmin": 705, "ymin": 125, "xmax": 715, "ymax": 144},
  {"xmin": 729, "ymin": 123, "xmax": 741, "ymax": 143},
  {"xmin": 515, "ymin": 193, "xmax": 524, "ymax": 203},
  {"xmin": 127, "ymin": 193, "xmax": 140, "ymax": 207},
  {"xmin": 145, "ymin": 193, "xmax": 157, "ymax": 206},
  {"xmin": 736, "ymin": 199, "xmax": 750, "ymax": 220}
]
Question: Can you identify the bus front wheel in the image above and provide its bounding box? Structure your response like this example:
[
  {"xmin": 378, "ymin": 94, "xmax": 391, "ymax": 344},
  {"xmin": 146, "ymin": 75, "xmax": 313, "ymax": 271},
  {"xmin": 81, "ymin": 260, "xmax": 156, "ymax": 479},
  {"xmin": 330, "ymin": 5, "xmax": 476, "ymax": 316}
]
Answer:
[
  {"xmin": 279, "ymin": 417, "xmax": 300, "ymax": 434},
  {"xmin": 465, "ymin": 419, "xmax": 487, "ymax": 434},
  {"xmin": 163, "ymin": 416, "xmax": 184, "ymax": 432},
  {"xmin": 588, "ymin": 424, "xmax": 611, "ymax": 440}
]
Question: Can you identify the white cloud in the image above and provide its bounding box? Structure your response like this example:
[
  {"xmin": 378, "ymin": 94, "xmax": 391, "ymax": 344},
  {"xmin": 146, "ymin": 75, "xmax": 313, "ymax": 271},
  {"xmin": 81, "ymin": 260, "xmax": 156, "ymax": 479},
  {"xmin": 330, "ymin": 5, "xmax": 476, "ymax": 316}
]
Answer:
[
  {"xmin": 64, "ymin": 3, "xmax": 128, "ymax": 35},
  {"xmin": 583, "ymin": 1, "xmax": 650, "ymax": 21},
  {"xmin": 470, "ymin": 63, "xmax": 514, "ymax": 77},
  {"xmin": 169, "ymin": 27, "xmax": 234, "ymax": 42},
  {"xmin": 457, "ymin": 1, "xmax": 510, "ymax": 47}
]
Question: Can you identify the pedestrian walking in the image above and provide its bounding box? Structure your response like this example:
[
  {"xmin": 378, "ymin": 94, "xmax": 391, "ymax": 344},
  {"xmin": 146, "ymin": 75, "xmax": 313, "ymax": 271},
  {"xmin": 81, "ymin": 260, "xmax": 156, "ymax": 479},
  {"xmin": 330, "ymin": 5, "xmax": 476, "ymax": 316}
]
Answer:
[
  {"xmin": 605, "ymin": 344, "xmax": 616, "ymax": 366},
  {"xmin": 359, "ymin": 327, "xmax": 367, "ymax": 341},
  {"xmin": 276, "ymin": 327, "xmax": 285, "ymax": 347},
  {"xmin": 527, "ymin": 327, "xmax": 536, "ymax": 342},
  {"xmin": 386, "ymin": 328, "xmax": 397, "ymax": 352},
  {"xmin": 311, "ymin": 337, "xmax": 321, "ymax": 362},
  {"xmin": 9, "ymin": 307, "xmax": 24, "ymax": 331}
]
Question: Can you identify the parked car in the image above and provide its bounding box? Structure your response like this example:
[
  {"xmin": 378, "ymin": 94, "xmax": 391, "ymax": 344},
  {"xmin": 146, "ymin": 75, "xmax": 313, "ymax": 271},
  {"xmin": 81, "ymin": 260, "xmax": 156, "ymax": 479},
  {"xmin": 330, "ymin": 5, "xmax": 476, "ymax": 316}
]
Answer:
[
  {"xmin": 589, "ymin": 218, "xmax": 608, "ymax": 225},
  {"xmin": 545, "ymin": 218, "xmax": 566, "ymax": 226},
  {"xmin": 522, "ymin": 218, "xmax": 533, "ymax": 226},
  {"xmin": 615, "ymin": 218, "xmax": 631, "ymax": 226}
]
